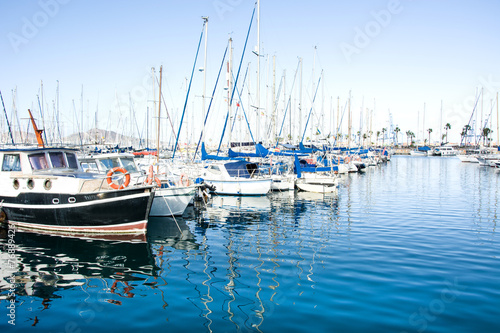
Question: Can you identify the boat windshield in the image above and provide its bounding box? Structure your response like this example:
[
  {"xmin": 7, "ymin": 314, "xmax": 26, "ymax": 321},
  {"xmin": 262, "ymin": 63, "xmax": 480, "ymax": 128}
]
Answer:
[
  {"xmin": 66, "ymin": 153, "xmax": 79, "ymax": 169},
  {"xmin": 121, "ymin": 158, "xmax": 138, "ymax": 172},
  {"xmin": 98, "ymin": 158, "xmax": 121, "ymax": 171},
  {"xmin": 29, "ymin": 153, "xmax": 49, "ymax": 170},
  {"xmin": 49, "ymin": 152, "xmax": 67, "ymax": 168}
]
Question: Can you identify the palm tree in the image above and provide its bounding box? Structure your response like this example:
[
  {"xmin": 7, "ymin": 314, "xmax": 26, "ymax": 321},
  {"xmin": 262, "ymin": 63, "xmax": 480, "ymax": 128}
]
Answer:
[
  {"xmin": 376, "ymin": 131, "xmax": 380, "ymax": 146},
  {"xmin": 406, "ymin": 130, "xmax": 411, "ymax": 146},
  {"xmin": 407, "ymin": 131, "xmax": 415, "ymax": 146},
  {"xmin": 444, "ymin": 123, "xmax": 451, "ymax": 143},
  {"xmin": 381, "ymin": 128, "xmax": 387, "ymax": 146},
  {"xmin": 482, "ymin": 127, "xmax": 492, "ymax": 145},
  {"xmin": 427, "ymin": 128, "xmax": 433, "ymax": 145},
  {"xmin": 394, "ymin": 126, "xmax": 400, "ymax": 146},
  {"xmin": 461, "ymin": 125, "xmax": 471, "ymax": 146}
]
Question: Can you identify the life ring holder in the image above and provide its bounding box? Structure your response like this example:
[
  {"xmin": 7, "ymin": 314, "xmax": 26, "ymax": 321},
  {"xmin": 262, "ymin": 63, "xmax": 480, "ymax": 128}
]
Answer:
[{"xmin": 106, "ymin": 167, "xmax": 131, "ymax": 190}]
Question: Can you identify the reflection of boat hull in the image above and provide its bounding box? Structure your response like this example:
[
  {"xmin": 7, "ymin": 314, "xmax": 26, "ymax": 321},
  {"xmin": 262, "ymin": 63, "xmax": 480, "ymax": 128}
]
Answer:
[
  {"xmin": 1, "ymin": 187, "xmax": 153, "ymax": 233},
  {"xmin": 210, "ymin": 195, "xmax": 271, "ymax": 211},
  {"xmin": 0, "ymin": 228, "xmax": 155, "ymax": 298},
  {"xmin": 147, "ymin": 216, "xmax": 199, "ymax": 250},
  {"xmin": 149, "ymin": 186, "xmax": 196, "ymax": 216}
]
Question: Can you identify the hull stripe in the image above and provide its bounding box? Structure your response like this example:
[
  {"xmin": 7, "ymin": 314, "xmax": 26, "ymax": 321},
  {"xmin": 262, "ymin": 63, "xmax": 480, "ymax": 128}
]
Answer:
[
  {"xmin": 9, "ymin": 219, "xmax": 148, "ymax": 233},
  {"xmin": 1, "ymin": 192, "xmax": 151, "ymax": 210}
]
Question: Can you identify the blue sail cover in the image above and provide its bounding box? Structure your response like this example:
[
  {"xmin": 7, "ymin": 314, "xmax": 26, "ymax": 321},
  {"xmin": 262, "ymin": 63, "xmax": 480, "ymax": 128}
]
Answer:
[
  {"xmin": 227, "ymin": 143, "xmax": 269, "ymax": 158},
  {"xmin": 201, "ymin": 142, "xmax": 234, "ymax": 161},
  {"xmin": 224, "ymin": 161, "xmax": 256, "ymax": 178},
  {"xmin": 417, "ymin": 146, "xmax": 431, "ymax": 152}
]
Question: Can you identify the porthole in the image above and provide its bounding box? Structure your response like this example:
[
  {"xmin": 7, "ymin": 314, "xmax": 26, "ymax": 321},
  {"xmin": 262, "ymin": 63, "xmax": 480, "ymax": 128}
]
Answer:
[
  {"xmin": 68, "ymin": 197, "xmax": 76, "ymax": 203},
  {"xmin": 27, "ymin": 179, "xmax": 35, "ymax": 190},
  {"xmin": 13, "ymin": 179, "xmax": 19, "ymax": 190},
  {"xmin": 43, "ymin": 179, "xmax": 52, "ymax": 190},
  {"xmin": 52, "ymin": 198, "xmax": 60, "ymax": 205}
]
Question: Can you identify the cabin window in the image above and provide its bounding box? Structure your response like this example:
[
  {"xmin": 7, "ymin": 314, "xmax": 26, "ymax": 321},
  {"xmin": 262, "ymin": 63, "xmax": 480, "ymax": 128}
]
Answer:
[
  {"xmin": 121, "ymin": 158, "xmax": 138, "ymax": 172},
  {"xmin": 99, "ymin": 158, "xmax": 120, "ymax": 171},
  {"xmin": 66, "ymin": 153, "xmax": 78, "ymax": 169},
  {"xmin": 2, "ymin": 154, "xmax": 21, "ymax": 172},
  {"xmin": 208, "ymin": 165, "xmax": 222, "ymax": 174},
  {"xmin": 81, "ymin": 162, "xmax": 98, "ymax": 172},
  {"xmin": 49, "ymin": 152, "xmax": 66, "ymax": 168},
  {"xmin": 29, "ymin": 153, "xmax": 49, "ymax": 170}
]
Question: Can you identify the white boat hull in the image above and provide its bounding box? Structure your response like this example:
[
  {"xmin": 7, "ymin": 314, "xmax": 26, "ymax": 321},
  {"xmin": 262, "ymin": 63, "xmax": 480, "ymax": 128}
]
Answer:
[
  {"xmin": 204, "ymin": 178, "xmax": 271, "ymax": 196},
  {"xmin": 296, "ymin": 182, "xmax": 338, "ymax": 193},
  {"xmin": 270, "ymin": 175, "xmax": 296, "ymax": 191},
  {"xmin": 149, "ymin": 185, "xmax": 196, "ymax": 216}
]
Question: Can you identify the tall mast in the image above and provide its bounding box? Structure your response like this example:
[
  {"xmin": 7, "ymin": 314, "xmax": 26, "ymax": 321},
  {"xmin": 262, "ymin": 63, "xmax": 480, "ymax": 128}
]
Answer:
[
  {"xmin": 157, "ymin": 65, "xmax": 162, "ymax": 169},
  {"xmin": 311, "ymin": 46, "xmax": 316, "ymax": 142},
  {"xmin": 336, "ymin": 96, "xmax": 340, "ymax": 146},
  {"xmin": 13, "ymin": 88, "xmax": 23, "ymax": 143},
  {"xmin": 151, "ymin": 67, "xmax": 156, "ymax": 149},
  {"xmin": 0, "ymin": 90, "xmax": 15, "ymax": 145},
  {"xmin": 227, "ymin": 38, "xmax": 233, "ymax": 148},
  {"xmin": 56, "ymin": 81, "xmax": 62, "ymax": 145},
  {"xmin": 348, "ymin": 91, "xmax": 351, "ymax": 148},
  {"xmin": 497, "ymin": 92, "xmax": 499, "ymax": 145},
  {"xmin": 299, "ymin": 57, "xmax": 303, "ymax": 144},
  {"xmin": 272, "ymin": 55, "xmax": 276, "ymax": 143},
  {"xmin": 440, "ymin": 99, "xmax": 443, "ymax": 144},
  {"xmin": 256, "ymin": 0, "xmax": 260, "ymax": 143},
  {"xmin": 201, "ymin": 16, "xmax": 208, "ymax": 144}
]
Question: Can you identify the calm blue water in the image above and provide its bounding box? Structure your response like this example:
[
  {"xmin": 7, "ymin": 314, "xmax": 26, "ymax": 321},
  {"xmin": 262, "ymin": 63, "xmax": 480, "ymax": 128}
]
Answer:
[{"xmin": 1, "ymin": 156, "xmax": 499, "ymax": 332}]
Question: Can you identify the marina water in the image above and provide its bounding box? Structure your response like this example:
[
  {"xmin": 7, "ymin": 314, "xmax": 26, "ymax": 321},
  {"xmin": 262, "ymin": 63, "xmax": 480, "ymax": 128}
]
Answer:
[{"xmin": 1, "ymin": 156, "xmax": 499, "ymax": 332}]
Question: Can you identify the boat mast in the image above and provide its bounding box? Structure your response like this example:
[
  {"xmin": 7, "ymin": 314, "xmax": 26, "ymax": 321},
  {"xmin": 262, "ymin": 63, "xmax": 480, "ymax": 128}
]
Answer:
[
  {"xmin": 299, "ymin": 57, "xmax": 303, "ymax": 145},
  {"xmin": 272, "ymin": 55, "xmax": 276, "ymax": 143},
  {"xmin": 13, "ymin": 88, "xmax": 24, "ymax": 143},
  {"xmin": 256, "ymin": 0, "xmax": 260, "ymax": 143},
  {"xmin": 0, "ymin": 90, "xmax": 15, "ymax": 145},
  {"xmin": 497, "ymin": 92, "xmax": 499, "ymax": 145},
  {"xmin": 157, "ymin": 65, "xmax": 162, "ymax": 170},
  {"xmin": 201, "ymin": 16, "xmax": 208, "ymax": 145},
  {"xmin": 227, "ymin": 38, "xmax": 233, "ymax": 148},
  {"xmin": 348, "ymin": 91, "xmax": 351, "ymax": 148}
]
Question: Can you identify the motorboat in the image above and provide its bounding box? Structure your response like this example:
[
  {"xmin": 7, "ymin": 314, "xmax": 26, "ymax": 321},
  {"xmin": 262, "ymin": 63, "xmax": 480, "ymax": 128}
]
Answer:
[
  {"xmin": 0, "ymin": 147, "xmax": 154, "ymax": 234},
  {"xmin": 79, "ymin": 152, "xmax": 195, "ymax": 216}
]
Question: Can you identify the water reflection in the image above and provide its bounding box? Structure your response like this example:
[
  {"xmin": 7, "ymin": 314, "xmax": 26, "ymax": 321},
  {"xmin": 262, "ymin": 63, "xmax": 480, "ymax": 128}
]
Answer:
[
  {"xmin": 0, "ymin": 225, "xmax": 156, "ymax": 325},
  {"xmin": 2, "ymin": 157, "xmax": 497, "ymax": 332}
]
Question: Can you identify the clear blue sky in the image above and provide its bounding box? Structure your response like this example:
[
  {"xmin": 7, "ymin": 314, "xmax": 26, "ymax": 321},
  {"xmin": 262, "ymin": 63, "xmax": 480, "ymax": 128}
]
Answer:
[{"xmin": 1, "ymin": 0, "xmax": 500, "ymax": 146}]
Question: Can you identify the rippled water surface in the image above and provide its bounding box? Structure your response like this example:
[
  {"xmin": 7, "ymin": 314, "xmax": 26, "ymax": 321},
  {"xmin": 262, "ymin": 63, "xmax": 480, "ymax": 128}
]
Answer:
[{"xmin": 1, "ymin": 156, "xmax": 499, "ymax": 332}]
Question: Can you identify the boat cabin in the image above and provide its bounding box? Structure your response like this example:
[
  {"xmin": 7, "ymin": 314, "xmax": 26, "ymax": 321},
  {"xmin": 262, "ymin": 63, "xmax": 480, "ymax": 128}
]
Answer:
[{"xmin": 1, "ymin": 147, "xmax": 81, "ymax": 175}]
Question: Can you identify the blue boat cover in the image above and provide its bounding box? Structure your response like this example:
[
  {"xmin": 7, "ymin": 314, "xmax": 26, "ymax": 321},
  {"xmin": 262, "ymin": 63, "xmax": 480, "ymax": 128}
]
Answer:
[{"xmin": 224, "ymin": 160, "xmax": 256, "ymax": 178}]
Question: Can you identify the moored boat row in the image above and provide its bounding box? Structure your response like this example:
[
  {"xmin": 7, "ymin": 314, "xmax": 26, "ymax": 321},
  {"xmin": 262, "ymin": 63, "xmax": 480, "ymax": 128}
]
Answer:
[{"xmin": 1, "ymin": 118, "xmax": 394, "ymax": 238}]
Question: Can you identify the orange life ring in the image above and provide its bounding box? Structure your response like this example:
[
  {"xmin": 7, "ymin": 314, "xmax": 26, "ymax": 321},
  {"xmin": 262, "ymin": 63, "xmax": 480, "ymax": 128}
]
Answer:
[
  {"xmin": 106, "ymin": 167, "xmax": 131, "ymax": 190},
  {"xmin": 145, "ymin": 165, "xmax": 161, "ymax": 187},
  {"xmin": 180, "ymin": 173, "xmax": 189, "ymax": 187},
  {"xmin": 153, "ymin": 177, "xmax": 161, "ymax": 187},
  {"xmin": 344, "ymin": 156, "xmax": 350, "ymax": 164},
  {"xmin": 145, "ymin": 165, "xmax": 154, "ymax": 185}
]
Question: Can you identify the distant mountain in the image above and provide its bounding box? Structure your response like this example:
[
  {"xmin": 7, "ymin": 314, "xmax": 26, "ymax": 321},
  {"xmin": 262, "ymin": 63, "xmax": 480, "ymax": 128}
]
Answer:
[{"xmin": 1, "ymin": 128, "xmax": 159, "ymax": 149}]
